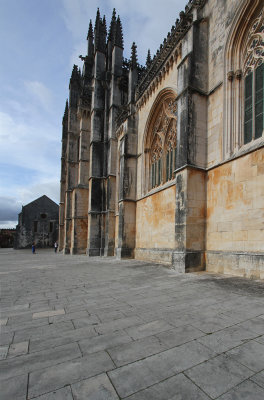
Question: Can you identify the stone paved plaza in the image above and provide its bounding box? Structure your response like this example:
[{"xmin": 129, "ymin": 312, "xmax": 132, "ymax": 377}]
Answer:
[{"xmin": 0, "ymin": 249, "xmax": 264, "ymax": 399}]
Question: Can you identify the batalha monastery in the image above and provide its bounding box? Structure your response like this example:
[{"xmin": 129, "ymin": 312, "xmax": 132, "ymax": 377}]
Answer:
[{"xmin": 59, "ymin": 0, "xmax": 264, "ymax": 279}]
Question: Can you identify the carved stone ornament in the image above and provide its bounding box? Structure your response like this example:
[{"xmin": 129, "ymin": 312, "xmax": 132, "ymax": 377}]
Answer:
[
  {"xmin": 150, "ymin": 97, "xmax": 177, "ymax": 162},
  {"xmin": 151, "ymin": 134, "xmax": 163, "ymax": 162},
  {"xmin": 243, "ymin": 9, "xmax": 264, "ymax": 75}
]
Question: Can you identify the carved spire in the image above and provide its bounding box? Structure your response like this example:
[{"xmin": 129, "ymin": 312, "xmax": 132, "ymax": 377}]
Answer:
[
  {"xmin": 102, "ymin": 15, "xmax": 107, "ymax": 35},
  {"xmin": 146, "ymin": 49, "xmax": 151, "ymax": 68},
  {"xmin": 130, "ymin": 42, "xmax": 138, "ymax": 69},
  {"xmin": 87, "ymin": 19, "xmax": 93, "ymax": 40},
  {"xmin": 114, "ymin": 15, "xmax": 124, "ymax": 48},
  {"xmin": 94, "ymin": 8, "xmax": 100, "ymax": 50},
  {"xmin": 94, "ymin": 8, "xmax": 106, "ymax": 53},
  {"xmin": 63, "ymin": 99, "xmax": 68, "ymax": 118},
  {"xmin": 108, "ymin": 8, "xmax": 116, "ymax": 42},
  {"xmin": 95, "ymin": 8, "xmax": 100, "ymax": 27},
  {"xmin": 70, "ymin": 64, "xmax": 79, "ymax": 81}
]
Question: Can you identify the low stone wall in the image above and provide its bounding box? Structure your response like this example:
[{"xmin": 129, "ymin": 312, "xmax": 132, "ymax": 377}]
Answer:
[{"xmin": 206, "ymin": 251, "xmax": 264, "ymax": 279}]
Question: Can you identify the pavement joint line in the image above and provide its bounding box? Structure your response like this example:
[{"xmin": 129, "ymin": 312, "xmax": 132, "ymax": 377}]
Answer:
[{"xmin": 181, "ymin": 370, "xmax": 214, "ymax": 400}]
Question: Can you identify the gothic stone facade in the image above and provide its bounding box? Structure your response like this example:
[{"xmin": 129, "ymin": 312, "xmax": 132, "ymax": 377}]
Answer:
[
  {"xmin": 59, "ymin": 0, "xmax": 264, "ymax": 279},
  {"xmin": 15, "ymin": 195, "xmax": 59, "ymax": 249}
]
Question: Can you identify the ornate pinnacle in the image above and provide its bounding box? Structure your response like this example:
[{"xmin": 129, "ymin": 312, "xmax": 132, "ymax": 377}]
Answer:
[
  {"xmin": 71, "ymin": 64, "xmax": 79, "ymax": 80},
  {"xmin": 87, "ymin": 20, "xmax": 93, "ymax": 40},
  {"xmin": 146, "ymin": 49, "xmax": 151, "ymax": 68},
  {"xmin": 95, "ymin": 8, "xmax": 100, "ymax": 25},
  {"xmin": 114, "ymin": 15, "xmax": 124, "ymax": 48},
  {"xmin": 108, "ymin": 8, "xmax": 116, "ymax": 42},
  {"xmin": 131, "ymin": 42, "xmax": 138, "ymax": 69},
  {"xmin": 64, "ymin": 99, "xmax": 68, "ymax": 118},
  {"xmin": 102, "ymin": 15, "xmax": 107, "ymax": 35}
]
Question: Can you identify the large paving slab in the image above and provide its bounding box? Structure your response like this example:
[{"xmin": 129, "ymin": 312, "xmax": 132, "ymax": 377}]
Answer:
[{"xmin": 0, "ymin": 248, "xmax": 264, "ymax": 399}]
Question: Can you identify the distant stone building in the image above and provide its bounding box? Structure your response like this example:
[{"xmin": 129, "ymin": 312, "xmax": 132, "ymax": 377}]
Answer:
[
  {"xmin": 59, "ymin": 0, "xmax": 264, "ymax": 278},
  {"xmin": 0, "ymin": 229, "xmax": 16, "ymax": 248},
  {"xmin": 15, "ymin": 195, "xmax": 59, "ymax": 249}
]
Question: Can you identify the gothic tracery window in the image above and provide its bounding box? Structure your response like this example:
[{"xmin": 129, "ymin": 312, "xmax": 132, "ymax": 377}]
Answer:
[
  {"xmin": 148, "ymin": 96, "xmax": 177, "ymax": 190},
  {"xmin": 243, "ymin": 10, "xmax": 264, "ymax": 143}
]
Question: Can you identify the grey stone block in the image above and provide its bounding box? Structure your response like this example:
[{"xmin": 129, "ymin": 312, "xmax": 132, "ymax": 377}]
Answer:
[
  {"xmin": 156, "ymin": 324, "xmax": 205, "ymax": 348},
  {"xmin": 108, "ymin": 335, "xmax": 168, "ymax": 367},
  {"xmin": 28, "ymin": 351, "xmax": 115, "ymax": 398},
  {"xmin": 72, "ymin": 315, "xmax": 100, "ymax": 328},
  {"xmin": 0, "ymin": 374, "xmax": 28, "ymax": 400},
  {"xmin": 29, "ymin": 386, "xmax": 73, "ymax": 400},
  {"xmin": 71, "ymin": 373, "xmax": 119, "ymax": 399},
  {"xmin": 251, "ymin": 370, "xmax": 264, "ymax": 389},
  {"xmin": 48, "ymin": 310, "xmax": 89, "ymax": 324},
  {"xmin": 79, "ymin": 330, "xmax": 132, "ymax": 355},
  {"xmin": 197, "ymin": 325, "xmax": 258, "ymax": 353},
  {"xmin": 14, "ymin": 321, "xmax": 75, "ymax": 343},
  {"xmin": 127, "ymin": 373, "xmax": 211, "ymax": 400},
  {"xmin": 108, "ymin": 340, "xmax": 216, "ymax": 398},
  {"xmin": 185, "ymin": 354, "xmax": 254, "ymax": 399},
  {"xmin": 236, "ymin": 317, "xmax": 264, "ymax": 335},
  {"xmin": 94, "ymin": 316, "xmax": 142, "ymax": 335},
  {"xmin": 0, "ymin": 331, "xmax": 14, "ymax": 346},
  {"xmin": 0, "ymin": 345, "xmax": 8, "ymax": 360},
  {"xmin": 0, "ymin": 342, "xmax": 81, "ymax": 381},
  {"xmin": 8, "ymin": 341, "xmax": 29, "ymax": 358},
  {"xmin": 29, "ymin": 325, "xmax": 97, "ymax": 353},
  {"xmin": 217, "ymin": 379, "xmax": 264, "ymax": 400},
  {"xmin": 124, "ymin": 320, "xmax": 174, "ymax": 340},
  {"xmin": 226, "ymin": 340, "xmax": 264, "ymax": 372}
]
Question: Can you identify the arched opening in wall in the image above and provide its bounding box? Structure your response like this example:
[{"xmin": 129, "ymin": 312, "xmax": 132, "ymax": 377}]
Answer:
[
  {"xmin": 224, "ymin": 1, "xmax": 264, "ymax": 157},
  {"xmin": 143, "ymin": 89, "xmax": 177, "ymax": 194}
]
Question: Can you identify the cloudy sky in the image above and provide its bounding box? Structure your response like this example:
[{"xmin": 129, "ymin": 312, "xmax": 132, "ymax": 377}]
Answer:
[{"xmin": 0, "ymin": 0, "xmax": 187, "ymax": 228}]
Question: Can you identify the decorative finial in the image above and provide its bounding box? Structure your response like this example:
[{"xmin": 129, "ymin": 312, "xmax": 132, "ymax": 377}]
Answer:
[
  {"xmin": 108, "ymin": 8, "xmax": 117, "ymax": 42},
  {"xmin": 146, "ymin": 49, "xmax": 151, "ymax": 68},
  {"xmin": 114, "ymin": 15, "xmax": 124, "ymax": 48},
  {"xmin": 87, "ymin": 20, "xmax": 93, "ymax": 39},
  {"xmin": 131, "ymin": 42, "xmax": 138, "ymax": 69}
]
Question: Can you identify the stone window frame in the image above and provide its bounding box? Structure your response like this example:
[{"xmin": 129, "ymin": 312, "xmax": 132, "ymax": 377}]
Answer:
[
  {"xmin": 143, "ymin": 88, "xmax": 177, "ymax": 194},
  {"xmin": 224, "ymin": 0, "xmax": 264, "ymax": 159}
]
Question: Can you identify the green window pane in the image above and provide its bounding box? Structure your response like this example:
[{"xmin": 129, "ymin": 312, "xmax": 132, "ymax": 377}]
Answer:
[
  {"xmin": 255, "ymin": 63, "xmax": 264, "ymax": 139},
  {"xmin": 166, "ymin": 152, "xmax": 169, "ymax": 182},
  {"xmin": 244, "ymin": 72, "xmax": 253, "ymax": 143},
  {"xmin": 169, "ymin": 150, "xmax": 173, "ymax": 179},
  {"xmin": 174, "ymin": 148, "xmax": 177, "ymax": 170}
]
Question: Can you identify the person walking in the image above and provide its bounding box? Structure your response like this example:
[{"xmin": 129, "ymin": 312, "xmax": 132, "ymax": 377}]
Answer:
[
  {"xmin": 32, "ymin": 242, "xmax": 36, "ymax": 254},
  {"xmin": 54, "ymin": 241, "xmax": 58, "ymax": 253}
]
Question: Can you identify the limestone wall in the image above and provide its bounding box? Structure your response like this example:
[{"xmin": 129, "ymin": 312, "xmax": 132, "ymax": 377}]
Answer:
[
  {"xmin": 135, "ymin": 185, "xmax": 176, "ymax": 263},
  {"xmin": 206, "ymin": 148, "xmax": 264, "ymax": 278}
]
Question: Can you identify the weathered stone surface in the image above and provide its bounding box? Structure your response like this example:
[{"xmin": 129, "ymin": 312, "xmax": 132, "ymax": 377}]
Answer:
[
  {"xmin": 0, "ymin": 346, "xmax": 8, "ymax": 360},
  {"xmin": 30, "ymin": 386, "xmax": 73, "ymax": 400},
  {"xmin": 108, "ymin": 335, "xmax": 168, "ymax": 367},
  {"xmin": 71, "ymin": 373, "xmax": 119, "ymax": 400},
  {"xmin": 226, "ymin": 341, "xmax": 264, "ymax": 372},
  {"xmin": 0, "ymin": 374, "xmax": 28, "ymax": 400},
  {"xmin": 0, "ymin": 342, "xmax": 81, "ymax": 381},
  {"xmin": 28, "ymin": 351, "xmax": 115, "ymax": 398},
  {"xmin": 127, "ymin": 373, "xmax": 211, "ymax": 400},
  {"xmin": 108, "ymin": 341, "xmax": 216, "ymax": 398},
  {"xmin": 8, "ymin": 341, "xmax": 29, "ymax": 358},
  {"xmin": 1, "ymin": 249, "xmax": 264, "ymax": 400},
  {"xmin": 217, "ymin": 380, "xmax": 264, "ymax": 400},
  {"xmin": 79, "ymin": 330, "xmax": 132, "ymax": 355},
  {"xmin": 185, "ymin": 354, "xmax": 254, "ymax": 399},
  {"xmin": 33, "ymin": 309, "xmax": 65, "ymax": 319}
]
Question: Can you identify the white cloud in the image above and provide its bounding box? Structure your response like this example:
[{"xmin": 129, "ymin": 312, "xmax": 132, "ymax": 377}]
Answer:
[
  {"xmin": 17, "ymin": 180, "xmax": 60, "ymax": 206},
  {"xmin": 0, "ymin": 110, "xmax": 60, "ymax": 175},
  {"xmin": 24, "ymin": 80, "xmax": 53, "ymax": 112}
]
